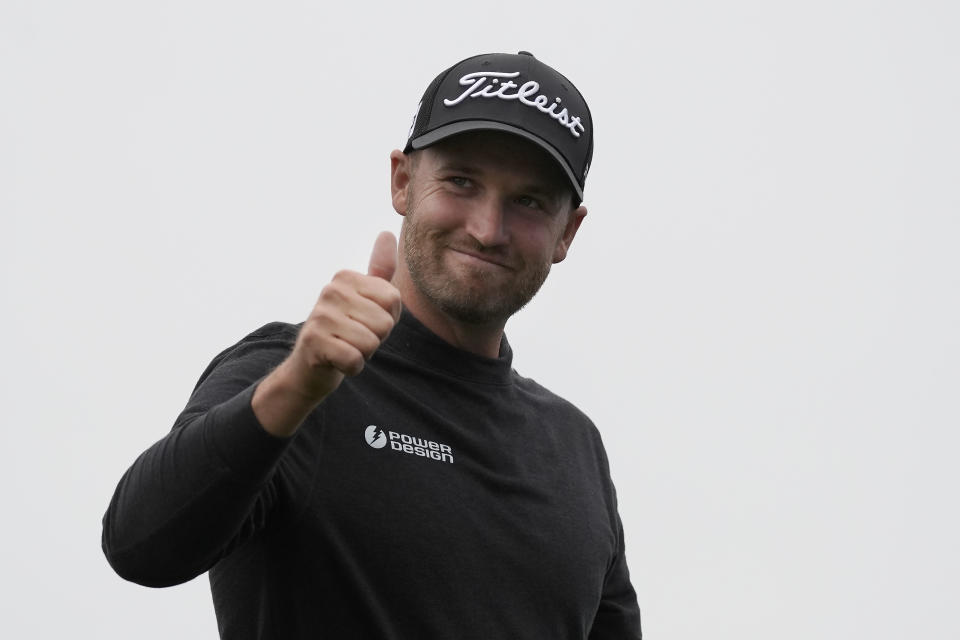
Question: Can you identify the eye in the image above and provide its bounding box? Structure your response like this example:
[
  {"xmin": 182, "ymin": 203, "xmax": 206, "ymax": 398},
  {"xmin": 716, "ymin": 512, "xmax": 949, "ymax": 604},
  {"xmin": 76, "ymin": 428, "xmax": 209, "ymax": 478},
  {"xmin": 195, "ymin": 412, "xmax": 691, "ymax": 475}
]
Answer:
[
  {"xmin": 515, "ymin": 195, "xmax": 543, "ymax": 210},
  {"xmin": 448, "ymin": 176, "xmax": 472, "ymax": 188}
]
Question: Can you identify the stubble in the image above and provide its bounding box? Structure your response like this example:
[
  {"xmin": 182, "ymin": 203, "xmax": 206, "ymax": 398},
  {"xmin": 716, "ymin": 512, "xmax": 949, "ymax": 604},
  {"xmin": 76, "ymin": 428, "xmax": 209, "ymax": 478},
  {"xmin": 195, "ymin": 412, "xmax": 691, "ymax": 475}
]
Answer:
[{"xmin": 401, "ymin": 209, "xmax": 553, "ymax": 326}]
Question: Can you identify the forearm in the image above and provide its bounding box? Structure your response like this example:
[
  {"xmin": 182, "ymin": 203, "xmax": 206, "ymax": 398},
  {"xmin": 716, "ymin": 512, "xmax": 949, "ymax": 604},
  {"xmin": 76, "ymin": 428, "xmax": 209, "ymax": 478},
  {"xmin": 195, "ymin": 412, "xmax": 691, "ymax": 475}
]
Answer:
[
  {"xmin": 102, "ymin": 325, "xmax": 298, "ymax": 586},
  {"xmin": 102, "ymin": 236, "xmax": 401, "ymax": 583},
  {"xmin": 251, "ymin": 357, "xmax": 334, "ymax": 438},
  {"xmin": 102, "ymin": 384, "xmax": 290, "ymax": 587}
]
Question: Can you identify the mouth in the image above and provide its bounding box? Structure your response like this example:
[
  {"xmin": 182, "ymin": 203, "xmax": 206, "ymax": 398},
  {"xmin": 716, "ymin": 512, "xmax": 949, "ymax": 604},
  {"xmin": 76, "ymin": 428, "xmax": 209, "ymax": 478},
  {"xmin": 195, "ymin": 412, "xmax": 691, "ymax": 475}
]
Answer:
[{"xmin": 448, "ymin": 247, "xmax": 514, "ymax": 270}]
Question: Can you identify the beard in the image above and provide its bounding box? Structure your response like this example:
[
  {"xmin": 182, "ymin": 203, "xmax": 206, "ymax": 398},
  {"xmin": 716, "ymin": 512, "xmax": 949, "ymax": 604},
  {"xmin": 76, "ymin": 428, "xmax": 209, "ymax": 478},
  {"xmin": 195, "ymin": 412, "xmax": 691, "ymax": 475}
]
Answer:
[{"xmin": 401, "ymin": 210, "xmax": 553, "ymax": 326}]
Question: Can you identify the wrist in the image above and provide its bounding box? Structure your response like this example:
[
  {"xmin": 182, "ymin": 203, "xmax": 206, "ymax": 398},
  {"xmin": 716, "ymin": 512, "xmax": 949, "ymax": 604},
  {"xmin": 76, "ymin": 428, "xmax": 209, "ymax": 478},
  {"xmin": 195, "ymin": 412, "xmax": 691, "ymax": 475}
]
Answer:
[{"xmin": 252, "ymin": 359, "xmax": 331, "ymax": 438}]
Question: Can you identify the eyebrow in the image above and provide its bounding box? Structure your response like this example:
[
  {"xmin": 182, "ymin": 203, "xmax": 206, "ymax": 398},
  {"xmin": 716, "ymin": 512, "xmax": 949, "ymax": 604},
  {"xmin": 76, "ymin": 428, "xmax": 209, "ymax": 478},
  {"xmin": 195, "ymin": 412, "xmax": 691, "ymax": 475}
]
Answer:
[
  {"xmin": 435, "ymin": 162, "xmax": 562, "ymax": 196},
  {"xmin": 433, "ymin": 161, "xmax": 482, "ymax": 176}
]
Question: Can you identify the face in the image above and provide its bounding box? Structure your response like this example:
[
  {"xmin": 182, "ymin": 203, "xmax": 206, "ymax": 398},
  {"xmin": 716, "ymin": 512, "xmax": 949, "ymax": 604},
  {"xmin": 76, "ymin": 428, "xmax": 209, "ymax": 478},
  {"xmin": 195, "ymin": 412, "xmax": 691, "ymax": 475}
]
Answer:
[{"xmin": 391, "ymin": 131, "xmax": 587, "ymax": 326}]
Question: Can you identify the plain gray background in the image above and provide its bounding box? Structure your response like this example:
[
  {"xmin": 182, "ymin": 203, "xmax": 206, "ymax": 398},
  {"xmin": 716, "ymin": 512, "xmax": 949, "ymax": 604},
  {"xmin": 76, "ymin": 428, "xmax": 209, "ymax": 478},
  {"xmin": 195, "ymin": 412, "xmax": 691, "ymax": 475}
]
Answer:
[{"xmin": 2, "ymin": 1, "xmax": 958, "ymax": 637}]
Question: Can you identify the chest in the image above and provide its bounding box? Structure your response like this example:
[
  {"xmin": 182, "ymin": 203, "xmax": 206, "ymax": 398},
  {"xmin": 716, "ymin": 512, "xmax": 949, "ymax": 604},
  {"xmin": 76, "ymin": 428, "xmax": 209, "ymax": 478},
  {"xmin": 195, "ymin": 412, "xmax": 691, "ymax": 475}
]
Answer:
[{"xmin": 276, "ymin": 380, "xmax": 615, "ymax": 620}]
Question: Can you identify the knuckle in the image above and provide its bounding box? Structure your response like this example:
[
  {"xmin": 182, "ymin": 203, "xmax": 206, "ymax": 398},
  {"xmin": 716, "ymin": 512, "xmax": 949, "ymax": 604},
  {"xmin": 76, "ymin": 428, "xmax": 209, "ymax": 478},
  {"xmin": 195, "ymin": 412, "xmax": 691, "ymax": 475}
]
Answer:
[
  {"xmin": 370, "ymin": 312, "xmax": 395, "ymax": 341},
  {"xmin": 331, "ymin": 269, "xmax": 359, "ymax": 285},
  {"xmin": 341, "ymin": 351, "xmax": 365, "ymax": 377},
  {"xmin": 384, "ymin": 285, "xmax": 401, "ymax": 305},
  {"xmin": 318, "ymin": 281, "xmax": 345, "ymax": 304},
  {"xmin": 309, "ymin": 304, "xmax": 336, "ymax": 327},
  {"xmin": 296, "ymin": 333, "xmax": 328, "ymax": 369},
  {"xmin": 381, "ymin": 285, "xmax": 402, "ymax": 316},
  {"xmin": 367, "ymin": 282, "xmax": 401, "ymax": 312},
  {"xmin": 359, "ymin": 333, "xmax": 381, "ymax": 359}
]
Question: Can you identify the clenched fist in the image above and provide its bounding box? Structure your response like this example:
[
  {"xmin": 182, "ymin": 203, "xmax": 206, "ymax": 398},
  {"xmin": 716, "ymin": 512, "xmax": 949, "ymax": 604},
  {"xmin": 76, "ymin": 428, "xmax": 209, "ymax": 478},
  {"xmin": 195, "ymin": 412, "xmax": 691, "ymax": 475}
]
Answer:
[{"xmin": 252, "ymin": 232, "xmax": 402, "ymax": 437}]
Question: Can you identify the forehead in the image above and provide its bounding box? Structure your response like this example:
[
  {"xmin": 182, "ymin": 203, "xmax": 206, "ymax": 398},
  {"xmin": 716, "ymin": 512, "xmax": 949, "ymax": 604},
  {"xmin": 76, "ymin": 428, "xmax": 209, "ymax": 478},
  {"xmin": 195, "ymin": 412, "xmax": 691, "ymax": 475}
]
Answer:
[{"xmin": 420, "ymin": 131, "xmax": 570, "ymax": 193}]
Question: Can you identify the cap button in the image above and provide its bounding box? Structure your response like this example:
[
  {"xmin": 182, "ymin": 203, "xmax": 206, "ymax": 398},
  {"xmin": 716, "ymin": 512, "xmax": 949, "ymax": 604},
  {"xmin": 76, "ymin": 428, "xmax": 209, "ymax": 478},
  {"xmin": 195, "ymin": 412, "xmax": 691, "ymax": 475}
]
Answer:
[{"xmin": 517, "ymin": 51, "xmax": 535, "ymax": 57}]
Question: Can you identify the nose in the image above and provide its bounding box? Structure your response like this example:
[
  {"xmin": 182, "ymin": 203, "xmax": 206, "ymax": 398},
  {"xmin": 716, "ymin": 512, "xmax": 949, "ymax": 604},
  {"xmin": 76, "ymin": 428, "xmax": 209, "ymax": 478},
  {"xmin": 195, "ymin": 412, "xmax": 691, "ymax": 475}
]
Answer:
[{"xmin": 464, "ymin": 196, "xmax": 509, "ymax": 248}]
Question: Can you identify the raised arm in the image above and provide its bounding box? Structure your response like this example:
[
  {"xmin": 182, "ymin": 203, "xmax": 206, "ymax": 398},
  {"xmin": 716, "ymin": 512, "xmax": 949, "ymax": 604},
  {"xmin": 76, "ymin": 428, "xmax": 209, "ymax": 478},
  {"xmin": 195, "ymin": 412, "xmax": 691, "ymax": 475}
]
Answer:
[
  {"xmin": 252, "ymin": 231, "xmax": 400, "ymax": 436},
  {"xmin": 102, "ymin": 232, "xmax": 401, "ymax": 586}
]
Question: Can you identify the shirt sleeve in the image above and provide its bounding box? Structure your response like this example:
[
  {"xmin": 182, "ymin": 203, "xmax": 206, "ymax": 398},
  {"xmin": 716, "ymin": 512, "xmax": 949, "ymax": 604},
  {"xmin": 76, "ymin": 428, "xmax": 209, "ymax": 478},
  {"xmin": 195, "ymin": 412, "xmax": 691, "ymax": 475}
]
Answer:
[
  {"xmin": 101, "ymin": 323, "xmax": 297, "ymax": 587},
  {"xmin": 589, "ymin": 509, "xmax": 643, "ymax": 639}
]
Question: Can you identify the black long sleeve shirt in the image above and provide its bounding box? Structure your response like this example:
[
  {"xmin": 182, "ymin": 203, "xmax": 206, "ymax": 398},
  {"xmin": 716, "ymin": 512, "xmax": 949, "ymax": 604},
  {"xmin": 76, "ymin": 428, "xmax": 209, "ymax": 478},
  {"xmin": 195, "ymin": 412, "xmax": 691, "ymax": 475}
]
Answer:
[{"xmin": 103, "ymin": 310, "xmax": 641, "ymax": 639}]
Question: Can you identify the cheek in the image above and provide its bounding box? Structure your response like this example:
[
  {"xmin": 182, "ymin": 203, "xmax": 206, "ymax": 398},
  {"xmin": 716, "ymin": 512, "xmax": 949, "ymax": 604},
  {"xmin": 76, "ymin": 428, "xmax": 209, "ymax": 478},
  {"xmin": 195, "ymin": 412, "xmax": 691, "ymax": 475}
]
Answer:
[
  {"xmin": 509, "ymin": 221, "xmax": 564, "ymax": 262},
  {"xmin": 509, "ymin": 210, "xmax": 566, "ymax": 241},
  {"xmin": 411, "ymin": 192, "xmax": 468, "ymax": 229}
]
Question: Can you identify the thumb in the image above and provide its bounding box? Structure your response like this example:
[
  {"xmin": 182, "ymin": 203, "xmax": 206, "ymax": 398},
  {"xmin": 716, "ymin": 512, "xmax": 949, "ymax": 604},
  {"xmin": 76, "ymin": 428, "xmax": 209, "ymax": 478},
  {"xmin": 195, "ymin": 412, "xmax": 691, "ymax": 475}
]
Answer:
[{"xmin": 367, "ymin": 231, "xmax": 397, "ymax": 281}]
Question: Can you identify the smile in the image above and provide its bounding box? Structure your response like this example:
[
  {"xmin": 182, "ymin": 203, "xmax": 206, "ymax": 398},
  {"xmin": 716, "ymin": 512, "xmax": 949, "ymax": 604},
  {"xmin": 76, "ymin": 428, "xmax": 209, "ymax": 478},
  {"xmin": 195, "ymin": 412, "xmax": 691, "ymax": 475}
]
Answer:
[{"xmin": 448, "ymin": 248, "xmax": 514, "ymax": 270}]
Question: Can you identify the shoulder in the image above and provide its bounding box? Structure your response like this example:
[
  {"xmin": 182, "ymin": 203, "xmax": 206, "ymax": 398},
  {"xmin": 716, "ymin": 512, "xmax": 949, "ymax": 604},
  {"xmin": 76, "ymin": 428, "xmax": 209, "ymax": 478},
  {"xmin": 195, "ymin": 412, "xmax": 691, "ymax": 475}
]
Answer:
[
  {"xmin": 217, "ymin": 322, "xmax": 299, "ymax": 359},
  {"xmin": 193, "ymin": 322, "xmax": 300, "ymax": 391},
  {"xmin": 511, "ymin": 371, "xmax": 604, "ymax": 444},
  {"xmin": 511, "ymin": 371, "xmax": 590, "ymax": 418},
  {"xmin": 511, "ymin": 372, "xmax": 619, "ymax": 507}
]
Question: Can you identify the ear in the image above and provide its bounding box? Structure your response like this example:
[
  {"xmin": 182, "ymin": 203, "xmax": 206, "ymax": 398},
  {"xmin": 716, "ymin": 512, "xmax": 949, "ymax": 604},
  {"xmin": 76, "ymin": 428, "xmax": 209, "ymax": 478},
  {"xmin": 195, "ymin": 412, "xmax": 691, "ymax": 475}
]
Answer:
[
  {"xmin": 552, "ymin": 205, "xmax": 587, "ymax": 263},
  {"xmin": 390, "ymin": 149, "xmax": 412, "ymax": 216}
]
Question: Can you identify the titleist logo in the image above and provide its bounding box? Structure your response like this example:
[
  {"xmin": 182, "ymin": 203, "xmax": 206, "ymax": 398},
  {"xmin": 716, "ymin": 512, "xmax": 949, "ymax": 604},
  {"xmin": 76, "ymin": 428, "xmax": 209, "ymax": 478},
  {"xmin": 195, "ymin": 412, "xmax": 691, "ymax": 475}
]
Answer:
[{"xmin": 443, "ymin": 71, "xmax": 585, "ymax": 138}]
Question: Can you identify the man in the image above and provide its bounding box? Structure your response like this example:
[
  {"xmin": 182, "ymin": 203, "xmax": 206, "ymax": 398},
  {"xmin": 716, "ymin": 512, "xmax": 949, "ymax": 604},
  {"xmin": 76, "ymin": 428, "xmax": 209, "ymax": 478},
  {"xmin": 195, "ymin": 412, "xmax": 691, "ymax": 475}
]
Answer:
[{"xmin": 103, "ymin": 51, "xmax": 641, "ymax": 639}]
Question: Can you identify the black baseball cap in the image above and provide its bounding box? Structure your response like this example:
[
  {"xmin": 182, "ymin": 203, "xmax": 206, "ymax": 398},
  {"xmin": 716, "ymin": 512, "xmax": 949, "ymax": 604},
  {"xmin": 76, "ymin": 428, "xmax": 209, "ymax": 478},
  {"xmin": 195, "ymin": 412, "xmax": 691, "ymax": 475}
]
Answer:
[{"xmin": 404, "ymin": 51, "xmax": 594, "ymax": 203}]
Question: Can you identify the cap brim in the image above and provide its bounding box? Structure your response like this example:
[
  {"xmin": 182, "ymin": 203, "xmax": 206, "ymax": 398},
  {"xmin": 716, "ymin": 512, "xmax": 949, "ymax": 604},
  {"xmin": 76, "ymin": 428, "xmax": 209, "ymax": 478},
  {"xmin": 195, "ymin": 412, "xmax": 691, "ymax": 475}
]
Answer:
[{"xmin": 409, "ymin": 121, "xmax": 584, "ymax": 202}]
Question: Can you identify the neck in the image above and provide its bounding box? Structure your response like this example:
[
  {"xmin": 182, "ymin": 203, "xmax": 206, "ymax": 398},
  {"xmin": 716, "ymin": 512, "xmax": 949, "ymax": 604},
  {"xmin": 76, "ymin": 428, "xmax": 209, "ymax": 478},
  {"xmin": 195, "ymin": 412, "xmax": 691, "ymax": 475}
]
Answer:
[{"xmin": 393, "ymin": 265, "xmax": 506, "ymax": 360}]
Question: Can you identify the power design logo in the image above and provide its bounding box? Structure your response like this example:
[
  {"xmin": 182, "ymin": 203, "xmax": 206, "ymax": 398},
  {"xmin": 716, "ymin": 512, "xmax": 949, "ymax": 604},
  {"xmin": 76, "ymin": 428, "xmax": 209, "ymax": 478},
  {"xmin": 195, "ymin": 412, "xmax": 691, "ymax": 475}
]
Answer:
[
  {"xmin": 364, "ymin": 425, "xmax": 454, "ymax": 464},
  {"xmin": 364, "ymin": 425, "xmax": 387, "ymax": 449}
]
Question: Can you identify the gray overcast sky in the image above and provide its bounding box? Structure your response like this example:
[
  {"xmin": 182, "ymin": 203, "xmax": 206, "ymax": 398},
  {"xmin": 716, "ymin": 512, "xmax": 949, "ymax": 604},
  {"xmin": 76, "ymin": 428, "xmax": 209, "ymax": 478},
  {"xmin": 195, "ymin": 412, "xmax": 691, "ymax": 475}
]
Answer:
[{"xmin": 2, "ymin": 1, "xmax": 958, "ymax": 638}]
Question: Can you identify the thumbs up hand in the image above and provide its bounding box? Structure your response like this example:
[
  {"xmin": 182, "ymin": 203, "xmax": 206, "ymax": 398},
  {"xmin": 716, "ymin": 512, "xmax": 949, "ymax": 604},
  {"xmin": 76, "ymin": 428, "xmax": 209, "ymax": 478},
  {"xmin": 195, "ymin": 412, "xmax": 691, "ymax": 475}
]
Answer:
[
  {"xmin": 299, "ymin": 230, "xmax": 401, "ymax": 378},
  {"xmin": 367, "ymin": 230, "xmax": 398, "ymax": 281},
  {"xmin": 252, "ymin": 232, "xmax": 402, "ymax": 437}
]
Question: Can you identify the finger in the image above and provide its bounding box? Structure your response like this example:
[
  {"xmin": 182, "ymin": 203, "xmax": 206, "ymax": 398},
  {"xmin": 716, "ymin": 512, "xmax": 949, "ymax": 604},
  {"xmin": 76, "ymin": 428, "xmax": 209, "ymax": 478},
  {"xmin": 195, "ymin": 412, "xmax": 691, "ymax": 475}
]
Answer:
[
  {"xmin": 328, "ymin": 269, "xmax": 402, "ymax": 323},
  {"xmin": 367, "ymin": 231, "xmax": 397, "ymax": 281},
  {"xmin": 299, "ymin": 310, "xmax": 380, "ymax": 374},
  {"xmin": 318, "ymin": 335, "xmax": 367, "ymax": 377},
  {"xmin": 345, "ymin": 295, "xmax": 398, "ymax": 341},
  {"xmin": 358, "ymin": 277, "xmax": 402, "ymax": 323}
]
